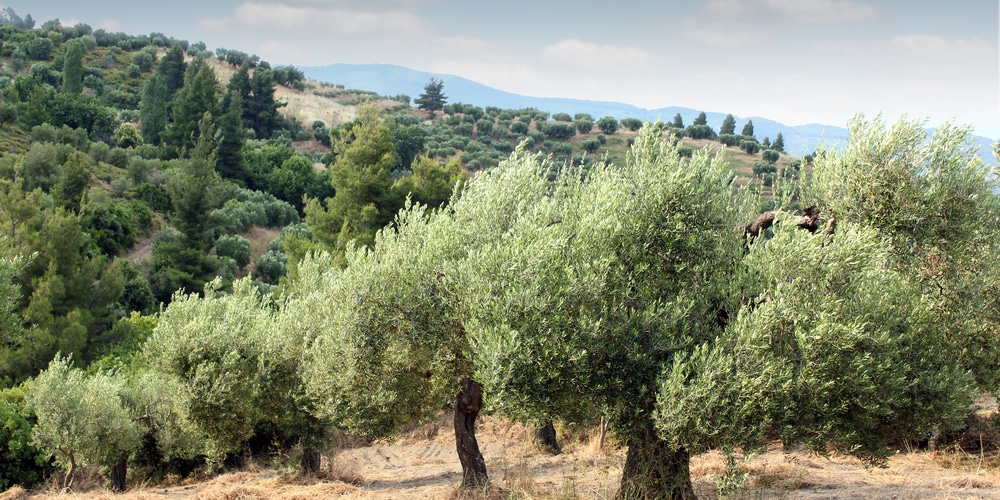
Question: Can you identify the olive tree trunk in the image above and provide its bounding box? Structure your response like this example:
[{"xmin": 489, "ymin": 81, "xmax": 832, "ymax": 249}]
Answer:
[
  {"xmin": 616, "ymin": 417, "xmax": 695, "ymax": 500},
  {"xmin": 110, "ymin": 454, "xmax": 128, "ymax": 492},
  {"xmin": 454, "ymin": 377, "xmax": 488, "ymax": 489},
  {"xmin": 534, "ymin": 420, "xmax": 561, "ymax": 454}
]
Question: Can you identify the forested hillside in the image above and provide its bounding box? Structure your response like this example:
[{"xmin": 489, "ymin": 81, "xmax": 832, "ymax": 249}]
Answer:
[{"xmin": 1, "ymin": 11, "xmax": 999, "ymax": 499}]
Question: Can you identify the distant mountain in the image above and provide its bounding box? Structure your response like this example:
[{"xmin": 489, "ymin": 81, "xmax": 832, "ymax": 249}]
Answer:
[{"xmin": 299, "ymin": 63, "xmax": 996, "ymax": 165}]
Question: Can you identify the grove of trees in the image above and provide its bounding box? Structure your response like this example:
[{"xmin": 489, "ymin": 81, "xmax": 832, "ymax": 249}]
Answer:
[{"xmin": 1, "ymin": 13, "xmax": 998, "ymax": 500}]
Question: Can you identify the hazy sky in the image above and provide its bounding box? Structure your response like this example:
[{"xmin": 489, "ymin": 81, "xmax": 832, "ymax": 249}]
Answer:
[{"xmin": 11, "ymin": 1, "xmax": 1000, "ymax": 137}]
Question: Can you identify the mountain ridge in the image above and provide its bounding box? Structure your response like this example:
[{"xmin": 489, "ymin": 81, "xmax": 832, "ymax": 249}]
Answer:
[{"xmin": 299, "ymin": 63, "xmax": 995, "ymax": 165}]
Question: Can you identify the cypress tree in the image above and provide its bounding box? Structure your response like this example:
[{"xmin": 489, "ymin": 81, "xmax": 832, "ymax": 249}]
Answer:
[
  {"xmin": 741, "ymin": 119, "xmax": 755, "ymax": 138},
  {"xmin": 773, "ymin": 132, "xmax": 785, "ymax": 152},
  {"xmin": 61, "ymin": 40, "xmax": 84, "ymax": 94},
  {"xmin": 216, "ymin": 91, "xmax": 246, "ymax": 183},
  {"xmin": 139, "ymin": 74, "xmax": 168, "ymax": 145}
]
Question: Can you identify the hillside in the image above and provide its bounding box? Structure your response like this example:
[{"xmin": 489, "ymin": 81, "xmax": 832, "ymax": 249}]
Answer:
[{"xmin": 300, "ymin": 63, "xmax": 998, "ymax": 166}]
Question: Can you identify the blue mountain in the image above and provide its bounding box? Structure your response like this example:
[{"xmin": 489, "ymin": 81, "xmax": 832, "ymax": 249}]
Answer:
[{"xmin": 299, "ymin": 63, "xmax": 996, "ymax": 165}]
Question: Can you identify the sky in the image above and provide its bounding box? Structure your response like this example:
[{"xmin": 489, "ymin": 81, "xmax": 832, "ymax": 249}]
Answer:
[{"xmin": 10, "ymin": 0, "xmax": 1000, "ymax": 138}]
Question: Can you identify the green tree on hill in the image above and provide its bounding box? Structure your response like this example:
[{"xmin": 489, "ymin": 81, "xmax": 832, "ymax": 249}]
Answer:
[
  {"xmin": 773, "ymin": 132, "xmax": 785, "ymax": 152},
  {"xmin": 720, "ymin": 114, "xmax": 736, "ymax": 135},
  {"xmin": 415, "ymin": 78, "xmax": 446, "ymax": 116},
  {"xmin": 741, "ymin": 119, "xmax": 755, "ymax": 138},
  {"xmin": 61, "ymin": 40, "xmax": 84, "ymax": 95},
  {"xmin": 139, "ymin": 74, "xmax": 168, "ymax": 144},
  {"xmin": 157, "ymin": 45, "xmax": 186, "ymax": 101}
]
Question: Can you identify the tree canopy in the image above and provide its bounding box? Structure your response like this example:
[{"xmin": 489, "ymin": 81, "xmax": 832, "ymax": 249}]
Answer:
[{"xmin": 415, "ymin": 78, "xmax": 447, "ymax": 115}]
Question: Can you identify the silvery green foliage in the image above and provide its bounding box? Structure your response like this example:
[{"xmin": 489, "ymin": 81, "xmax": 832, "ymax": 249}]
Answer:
[
  {"xmin": 809, "ymin": 116, "xmax": 1000, "ymax": 395},
  {"xmin": 294, "ymin": 118, "xmax": 995, "ymax": 470},
  {"xmin": 144, "ymin": 278, "xmax": 312, "ymax": 459},
  {"xmin": 29, "ymin": 355, "xmax": 144, "ymax": 477},
  {"xmin": 456, "ymin": 127, "xmax": 751, "ymax": 428}
]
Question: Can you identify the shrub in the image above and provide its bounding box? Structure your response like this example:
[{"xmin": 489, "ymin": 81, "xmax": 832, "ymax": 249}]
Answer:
[
  {"xmin": 718, "ymin": 134, "xmax": 740, "ymax": 147},
  {"xmin": 582, "ymin": 138, "xmax": 601, "ymax": 153},
  {"xmin": 597, "ymin": 116, "xmax": 619, "ymax": 135},
  {"xmin": 762, "ymin": 149, "xmax": 780, "ymax": 163},
  {"xmin": 575, "ymin": 120, "xmax": 594, "ymax": 135},
  {"xmin": 539, "ymin": 122, "xmax": 576, "ymax": 140},
  {"xmin": 552, "ymin": 112, "xmax": 572, "ymax": 122},
  {"xmin": 740, "ymin": 140, "xmax": 761, "ymax": 155},
  {"xmin": 621, "ymin": 118, "xmax": 643, "ymax": 131},
  {"xmin": 215, "ymin": 234, "xmax": 251, "ymax": 269}
]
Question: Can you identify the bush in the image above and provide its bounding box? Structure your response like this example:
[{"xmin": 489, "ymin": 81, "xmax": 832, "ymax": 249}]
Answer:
[
  {"xmin": 215, "ymin": 234, "xmax": 251, "ymax": 269},
  {"xmin": 539, "ymin": 122, "xmax": 576, "ymax": 140},
  {"xmin": 752, "ymin": 161, "xmax": 778, "ymax": 176},
  {"xmin": 621, "ymin": 118, "xmax": 643, "ymax": 131},
  {"xmin": 678, "ymin": 146, "xmax": 694, "ymax": 158},
  {"xmin": 552, "ymin": 112, "xmax": 572, "ymax": 122},
  {"xmin": 597, "ymin": 116, "xmax": 619, "ymax": 135},
  {"xmin": 685, "ymin": 124, "xmax": 716, "ymax": 140},
  {"xmin": 475, "ymin": 119, "xmax": 493, "ymax": 137},
  {"xmin": 509, "ymin": 121, "xmax": 529, "ymax": 135},
  {"xmin": 718, "ymin": 134, "xmax": 740, "ymax": 147},
  {"xmin": 574, "ymin": 120, "xmax": 593, "ymax": 135},
  {"xmin": 253, "ymin": 250, "xmax": 287, "ymax": 284},
  {"xmin": 0, "ymin": 385, "xmax": 54, "ymax": 491},
  {"xmin": 582, "ymin": 138, "xmax": 601, "ymax": 153},
  {"xmin": 740, "ymin": 140, "xmax": 761, "ymax": 155},
  {"xmin": 762, "ymin": 149, "xmax": 780, "ymax": 163}
]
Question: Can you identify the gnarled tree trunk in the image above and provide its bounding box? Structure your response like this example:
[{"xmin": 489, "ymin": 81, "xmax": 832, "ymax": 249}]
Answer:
[
  {"xmin": 110, "ymin": 454, "xmax": 127, "ymax": 492},
  {"xmin": 616, "ymin": 417, "xmax": 695, "ymax": 500},
  {"xmin": 454, "ymin": 377, "xmax": 488, "ymax": 489},
  {"xmin": 535, "ymin": 420, "xmax": 561, "ymax": 454},
  {"xmin": 301, "ymin": 448, "xmax": 322, "ymax": 474}
]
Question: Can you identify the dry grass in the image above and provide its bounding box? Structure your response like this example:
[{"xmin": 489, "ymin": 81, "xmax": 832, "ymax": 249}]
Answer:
[{"xmin": 7, "ymin": 401, "xmax": 1000, "ymax": 499}]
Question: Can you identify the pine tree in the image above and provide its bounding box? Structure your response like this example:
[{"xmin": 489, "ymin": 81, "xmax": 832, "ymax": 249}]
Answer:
[
  {"xmin": 773, "ymin": 132, "xmax": 785, "ymax": 152},
  {"xmin": 163, "ymin": 59, "xmax": 218, "ymax": 156},
  {"xmin": 693, "ymin": 111, "xmax": 708, "ymax": 126},
  {"xmin": 61, "ymin": 40, "xmax": 84, "ymax": 94},
  {"xmin": 139, "ymin": 74, "xmax": 168, "ymax": 145},
  {"xmin": 672, "ymin": 113, "xmax": 684, "ymax": 129},
  {"xmin": 157, "ymin": 45, "xmax": 187, "ymax": 102},
  {"xmin": 741, "ymin": 119, "xmax": 755, "ymax": 138},
  {"xmin": 415, "ymin": 78, "xmax": 446, "ymax": 116},
  {"xmin": 248, "ymin": 68, "xmax": 282, "ymax": 139},
  {"xmin": 720, "ymin": 114, "xmax": 736, "ymax": 135}
]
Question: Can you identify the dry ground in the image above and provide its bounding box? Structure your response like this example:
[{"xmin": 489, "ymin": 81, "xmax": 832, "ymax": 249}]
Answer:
[{"xmin": 5, "ymin": 408, "xmax": 998, "ymax": 500}]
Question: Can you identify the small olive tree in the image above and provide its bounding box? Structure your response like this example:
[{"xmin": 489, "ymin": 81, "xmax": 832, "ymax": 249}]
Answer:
[{"xmin": 29, "ymin": 355, "xmax": 144, "ymax": 491}]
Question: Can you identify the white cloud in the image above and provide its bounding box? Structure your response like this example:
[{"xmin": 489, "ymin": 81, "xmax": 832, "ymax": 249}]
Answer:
[
  {"xmin": 764, "ymin": 0, "xmax": 877, "ymax": 23},
  {"xmin": 96, "ymin": 18, "xmax": 120, "ymax": 31},
  {"xmin": 814, "ymin": 34, "xmax": 997, "ymax": 65},
  {"xmin": 229, "ymin": 2, "xmax": 426, "ymax": 36},
  {"xmin": 540, "ymin": 39, "xmax": 652, "ymax": 68},
  {"xmin": 678, "ymin": 19, "xmax": 764, "ymax": 48},
  {"xmin": 704, "ymin": 0, "xmax": 744, "ymax": 15},
  {"xmin": 433, "ymin": 35, "xmax": 511, "ymax": 61}
]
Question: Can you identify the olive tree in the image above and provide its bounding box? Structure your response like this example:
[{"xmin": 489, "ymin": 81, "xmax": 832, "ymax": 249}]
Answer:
[
  {"xmin": 144, "ymin": 279, "xmax": 326, "ymax": 466},
  {"xmin": 29, "ymin": 355, "xmax": 144, "ymax": 491},
  {"xmin": 294, "ymin": 118, "xmax": 998, "ymax": 498}
]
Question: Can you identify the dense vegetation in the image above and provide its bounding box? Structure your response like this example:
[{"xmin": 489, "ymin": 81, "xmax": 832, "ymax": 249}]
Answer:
[{"xmin": 1, "ymin": 10, "xmax": 998, "ymax": 500}]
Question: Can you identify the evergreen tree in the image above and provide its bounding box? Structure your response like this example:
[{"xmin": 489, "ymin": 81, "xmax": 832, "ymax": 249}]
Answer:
[
  {"xmin": 773, "ymin": 132, "xmax": 785, "ymax": 152},
  {"xmin": 762, "ymin": 137, "xmax": 771, "ymax": 149},
  {"xmin": 248, "ymin": 68, "xmax": 282, "ymax": 139},
  {"xmin": 139, "ymin": 74, "xmax": 168, "ymax": 145},
  {"xmin": 672, "ymin": 113, "xmax": 684, "ymax": 129},
  {"xmin": 304, "ymin": 104, "xmax": 399, "ymax": 254},
  {"xmin": 415, "ymin": 78, "xmax": 446, "ymax": 116},
  {"xmin": 741, "ymin": 119, "xmax": 755, "ymax": 138},
  {"xmin": 23, "ymin": 85, "xmax": 49, "ymax": 128},
  {"xmin": 720, "ymin": 114, "xmax": 736, "ymax": 135},
  {"xmin": 216, "ymin": 91, "xmax": 246, "ymax": 183},
  {"xmin": 157, "ymin": 45, "xmax": 187, "ymax": 101},
  {"xmin": 225, "ymin": 64, "xmax": 251, "ymax": 124},
  {"xmin": 693, "ymin": 111, "xmax": 708, "ymax": 126},
  {"xmin": 163, "ymin": 59, "xmax": 218, "ymax": 156},
  {"xmin": 61, "ymin": 40, "xmax": 84, "ymax": 95},
  {"xmin": 52, "ymin": 152, "xmax": 91, "ymax": 213}
]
